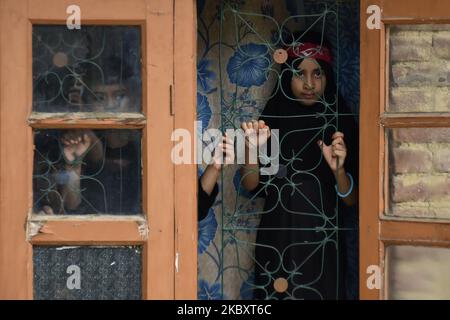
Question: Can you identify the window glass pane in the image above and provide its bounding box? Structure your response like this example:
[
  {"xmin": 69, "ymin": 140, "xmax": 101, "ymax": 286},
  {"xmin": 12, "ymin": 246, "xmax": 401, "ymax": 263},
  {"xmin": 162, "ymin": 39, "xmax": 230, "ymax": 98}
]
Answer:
[
  {"xmin": 386, "ymin": 245, "xmax": 450, "ymax": 299},
  {"xmin": 387, "ymin": 127, "xmax": 450, "ymax": 219},
  {"xmin": 33, "ymin": 25, "xmax": 141, "ymax": 113},
  {"xmin": 388, "ymin": 24, "xmax": 450, "ymax": 113},
  {"xmin": 33, "ymin": 246, "xmax": 142, "ymax": 300},
  {"xmin": 33, "ymin": 129, "xmax": 142, "ymax": 215}
]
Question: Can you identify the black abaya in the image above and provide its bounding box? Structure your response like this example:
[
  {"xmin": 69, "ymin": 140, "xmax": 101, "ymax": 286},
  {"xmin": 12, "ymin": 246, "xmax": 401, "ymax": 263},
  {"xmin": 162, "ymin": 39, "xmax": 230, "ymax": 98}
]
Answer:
[{"xmin": 252, "ymin": 96, "xmax": 358, "ymax": 300}]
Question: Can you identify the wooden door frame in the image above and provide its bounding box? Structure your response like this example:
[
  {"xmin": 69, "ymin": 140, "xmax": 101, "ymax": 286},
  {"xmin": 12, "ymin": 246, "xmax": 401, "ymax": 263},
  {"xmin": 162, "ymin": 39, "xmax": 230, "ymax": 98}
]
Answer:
[
  {"xmin": 360, "ymin": 0, "xmax": 450, "ymax": 300},
  {"xmin": 173, "ymin": 0, "xmax": 198, "ymax": 300},
  {"xmin": 0, "ymin": 0, "xmax": 180, "ymax": 299}
]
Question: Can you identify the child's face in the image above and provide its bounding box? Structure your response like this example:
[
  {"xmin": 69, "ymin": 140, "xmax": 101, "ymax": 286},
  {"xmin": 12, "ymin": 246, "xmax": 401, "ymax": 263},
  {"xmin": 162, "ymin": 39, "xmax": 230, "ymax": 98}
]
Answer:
[
  {"xmin": 91, "ymin": 83, "xmax": 130, "ymax": 112},
  {"xmin": 290, "ymin": 58, "xmax": 326, "ymax": 106}
]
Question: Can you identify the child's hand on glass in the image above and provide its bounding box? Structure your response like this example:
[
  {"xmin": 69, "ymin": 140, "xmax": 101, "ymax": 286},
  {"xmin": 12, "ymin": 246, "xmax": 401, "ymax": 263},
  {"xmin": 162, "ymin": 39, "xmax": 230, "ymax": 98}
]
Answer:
[
  {"xmin": 39, "ymin": 205, "xmax": 55, "ymax": 215},
  {"xmin": 318, "ymin": 131, "xmax": 347, "ymax": 173},
  {"xmin": 61, "ymin": 129, "xmax": 96, "ymax": 165},
  {"xmin": 241, "ymin": 120, "xmax": 271, "ymax": 150}
]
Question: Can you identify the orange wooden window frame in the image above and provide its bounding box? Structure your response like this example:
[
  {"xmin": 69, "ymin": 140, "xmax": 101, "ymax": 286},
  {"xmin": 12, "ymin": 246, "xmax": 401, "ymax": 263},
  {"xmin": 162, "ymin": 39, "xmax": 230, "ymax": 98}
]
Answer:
[
  {"xmin": 0, "ymin": 0, "xmax": 198, "ymax": 300},
  {"xmin": 360, "ymin": 0, "xmax": 450, "ymax": 300}
]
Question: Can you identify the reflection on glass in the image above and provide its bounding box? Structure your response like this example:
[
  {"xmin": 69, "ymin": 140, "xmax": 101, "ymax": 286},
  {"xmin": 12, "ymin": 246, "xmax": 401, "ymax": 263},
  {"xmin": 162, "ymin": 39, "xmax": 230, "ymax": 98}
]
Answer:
[
  {"xmin": 387, "ymin": 127, "xmax": 450, "ymax": 220},
  {"xmin": 386, "ymin": 245, "xmax": 450, "ymax": 299},
  {"xmin": 33, "ymin": 25, "xmax": 141, "ymax": 112},
  {"xmin": 33, "ymin": 129, "xmax": 142, "ymax": 215},
  {"xmin": 388, "ymin": 24, "xmax": 450, "ymax": 113}
]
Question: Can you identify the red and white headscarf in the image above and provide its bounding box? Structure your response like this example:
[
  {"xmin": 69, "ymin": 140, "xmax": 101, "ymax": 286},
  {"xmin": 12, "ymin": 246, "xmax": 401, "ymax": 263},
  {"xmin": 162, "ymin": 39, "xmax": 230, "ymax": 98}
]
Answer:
[{"xmin": 285, "ymin": 42, "xmax": 332, "ymax": 64}]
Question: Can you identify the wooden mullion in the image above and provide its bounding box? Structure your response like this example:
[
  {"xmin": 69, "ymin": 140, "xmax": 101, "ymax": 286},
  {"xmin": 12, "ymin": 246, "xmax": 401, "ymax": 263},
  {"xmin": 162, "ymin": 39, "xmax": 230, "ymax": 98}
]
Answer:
[
  {"xmin": 28, "ymin": 216, "xmax": 147, "ymax": 245},
  {"xmin": 381, "ymin": 0, "xmax": 450, "ymax": 20},
  {"xmin": 0, "ymin": 0, "xmax": 32, "ymax": 299},
  {"xmin": 141, "ymin": 0, "xmax": 174, "ymax": 300},
  {"xmin": 28, "ymin": 0, "xmax": 147, "ymax": 22},
  {"xmin": 360, "ymin": 0, "xmax": 383, "ymax": 300},
  {"xmin": 28, "ymin": 112, "xmax": 146, "ymax": 129},
  {"xmin": 380, "ymin": 113, "xmax": 450, "ymax": 128},
  {"xmin": 381, "ymin": 220, "xmax": 450, "ymax": 247},
  {"xmin": 382, "ymin": 18, "xmax": 450, "ymax": 25},
  {"xmin": 173, "ymin": 0, "xmax": 197, "ymax": 300}
]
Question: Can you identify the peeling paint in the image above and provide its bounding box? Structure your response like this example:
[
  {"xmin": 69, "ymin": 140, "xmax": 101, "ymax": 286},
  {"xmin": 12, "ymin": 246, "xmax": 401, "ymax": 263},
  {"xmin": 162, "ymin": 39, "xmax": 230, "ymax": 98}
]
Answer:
[
  {"xmin": 27, "ymin": 219, "xmax": 56, "ymax": 240},
  {"xmin": 26, "ymin": 220, "xmax": 45, "ymax": 240},
  {"xmin": 28, "ymin": 112, "xmax": 146, "ymax": 121},
  {"xmin": 39, "ymin": 224, "xmax": 54, "ymax": 234},
  {"xmin": 137, "ymin": 220, "xmax": 149, "ymax": 240},
  {"xmin": 55, "ymin": 246, "xmax": 80, "ymax": 250}
]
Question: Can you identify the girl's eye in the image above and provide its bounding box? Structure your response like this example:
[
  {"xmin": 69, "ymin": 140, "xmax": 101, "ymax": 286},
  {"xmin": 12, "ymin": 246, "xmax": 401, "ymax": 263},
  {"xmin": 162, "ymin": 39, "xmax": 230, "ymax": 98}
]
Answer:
[
  {"xmin": 94, "ymin": 93, "xmax": 105, "ymax": 102},
  {"xmin": 294, "ymin": 70, "xmax": 304, "ymax": 79},
  {"xmin": 314, "ymin": 70, "xmax": 322, "ymax": 78},
  {"xmin": 115, "ymin": 92, "xmax": 126, "ymax": 101}
]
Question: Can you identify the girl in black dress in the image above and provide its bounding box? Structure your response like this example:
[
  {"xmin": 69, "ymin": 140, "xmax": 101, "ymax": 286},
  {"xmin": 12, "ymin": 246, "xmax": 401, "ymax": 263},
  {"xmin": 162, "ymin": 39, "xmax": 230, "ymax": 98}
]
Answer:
[{"xmin": 240, "ymin": 33, "xmax": 358, "ymax": 300}]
